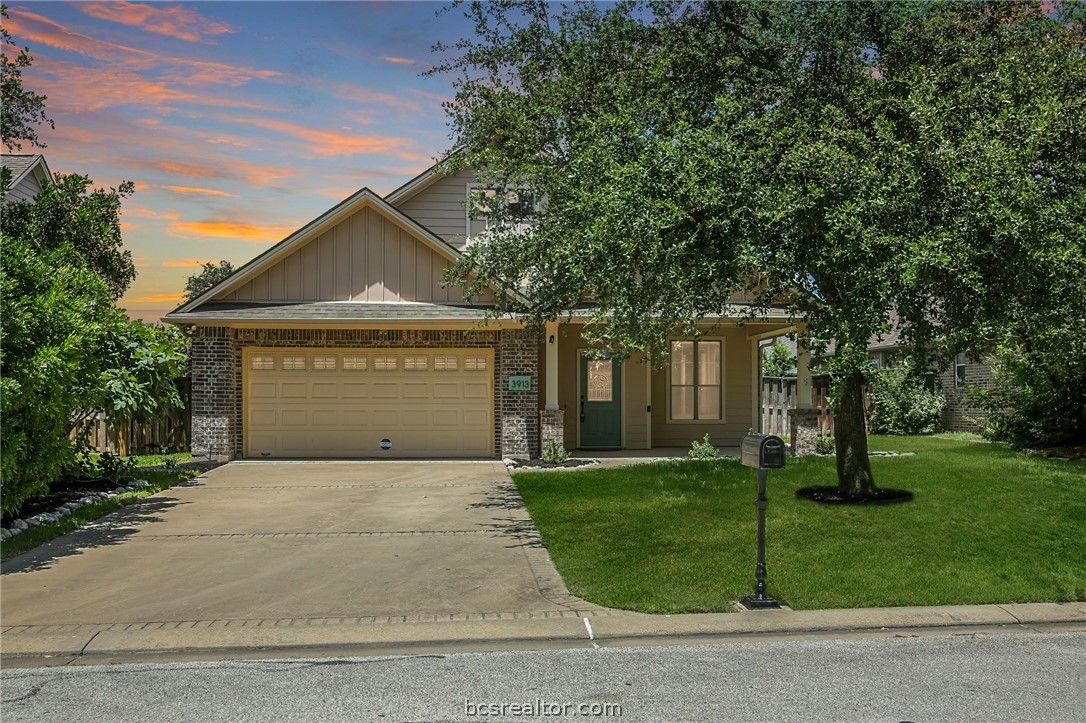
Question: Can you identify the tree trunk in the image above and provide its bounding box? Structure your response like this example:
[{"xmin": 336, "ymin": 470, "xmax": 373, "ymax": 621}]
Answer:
[{"xmin": 834, "ymin": 369, "xmax": 877, "ymax": 496}]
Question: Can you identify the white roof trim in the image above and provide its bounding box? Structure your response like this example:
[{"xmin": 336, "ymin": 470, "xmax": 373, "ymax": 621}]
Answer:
[
  {"xmin": 6, "ymin": 154, "xmax": 52, "ymax": 191},
  {"xmin": 172, "ymin": 188, "xmax": 464, "ymax": 315}
]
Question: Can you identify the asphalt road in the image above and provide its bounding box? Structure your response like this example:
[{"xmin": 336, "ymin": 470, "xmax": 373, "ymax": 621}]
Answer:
[{"xmin": 3, "ymin": 631, "xmax": 1084, "ymax": 722}]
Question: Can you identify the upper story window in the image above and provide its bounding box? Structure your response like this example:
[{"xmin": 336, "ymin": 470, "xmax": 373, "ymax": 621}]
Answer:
[
  {"xmin": 670, "ymin": 340, "xmax": 722, "ymax": 421},
  {"xmin": 466, "ymin": 184, "xmax": 536, "ymax": 240}
]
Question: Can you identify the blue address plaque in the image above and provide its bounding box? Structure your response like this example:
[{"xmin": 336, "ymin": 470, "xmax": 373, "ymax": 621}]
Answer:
[{"xmin": 507, "ymin": 375, "xmax": 533, "ymax": 392}]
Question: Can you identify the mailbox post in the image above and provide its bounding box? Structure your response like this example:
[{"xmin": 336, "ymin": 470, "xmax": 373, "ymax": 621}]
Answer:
[{"xmin": 739, "ymin": 432, "xmax": 786, "ymax": 610}]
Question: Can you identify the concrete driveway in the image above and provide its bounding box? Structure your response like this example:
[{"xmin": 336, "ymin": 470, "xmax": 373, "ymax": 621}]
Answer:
[{"xmin": 1, "ymin": 462, "xmax": 590, "ymax": 631}]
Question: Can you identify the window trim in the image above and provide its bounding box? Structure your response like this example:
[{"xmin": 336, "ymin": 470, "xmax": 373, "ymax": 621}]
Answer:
[
  {"xmin": 666, "ymin": 337, "xmax": 725, "ymax": 424},
  {"xmin": 955, "ymin": 353, "xmax": 967, "ymax": 387},
  {"xmin": 465, "ymin": 182, "xmax": 538, "ymax": 241}
]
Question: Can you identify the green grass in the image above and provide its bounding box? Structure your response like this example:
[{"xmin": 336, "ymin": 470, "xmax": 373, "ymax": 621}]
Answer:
[
  {"xmin": 513, "ymin": 435, "xmax": 1086, "ymax": 612},
  {"xmin": 1, "ymin": 465, "xmax": 201, "ymax": 562}
]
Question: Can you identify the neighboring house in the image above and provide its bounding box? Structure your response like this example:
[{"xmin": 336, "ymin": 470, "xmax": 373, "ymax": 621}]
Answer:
[
  {"xmin": 165, "ymin": 163, "xmax": 800, "ymax": 461},
  {"xmin": 0, "ymin": 153, "xmax": 52, "ymax": 204},
  {"xmin": 868, "ymin": 321, "xmax": 995, "ymax": 433}
]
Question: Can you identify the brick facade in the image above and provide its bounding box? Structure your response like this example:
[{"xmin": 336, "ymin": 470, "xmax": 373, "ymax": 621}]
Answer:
[
  {"xmin": 935, "ymin": 360, "xmax": 995, "ymax": 433},
  {"xmin": 188, "ymin": 326, "xmax": 542, "ymax": 461},
  {"xmin": 539, "ymin": 409, "xmax": 565, "ymax": 453}
]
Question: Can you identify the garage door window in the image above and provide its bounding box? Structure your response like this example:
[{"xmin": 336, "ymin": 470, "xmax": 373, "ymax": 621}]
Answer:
[
  {"xmin": 343, "ymin": 355, "xmax": 367, "ymax": 370},
  {"xmin": 282, "ymin": 355, "xmax": 306, "ymax": 370},
  {"xmin": 374, "ymin": 356, "xmax": 397, "ymax": 370},
  {"xmin": 465, "ymin": 356, "xmax": 487, "ymax": 371},
  {"xmin": 434, "ymin": 355, "xmax": 458, "ymax": 370},
  {"xmin": 313, "ymin": 355, "xmax": 336, "ymax": 370},
  {"xmin": 404, "ymin": 355, "xmax": 428, "ymax": 370},
  {"xmin": 251, "ymin": 355, "xmax": 275, "ymax": 370}
]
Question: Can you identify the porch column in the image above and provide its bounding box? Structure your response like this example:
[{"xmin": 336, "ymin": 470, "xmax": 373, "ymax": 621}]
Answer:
[
  {"xmin": 539, "ymin": 321, "xmax": 566, "ymax": 453},
  {"xmin": 788, "ymin": 344, "xmax": 820, "ymax": 456}
]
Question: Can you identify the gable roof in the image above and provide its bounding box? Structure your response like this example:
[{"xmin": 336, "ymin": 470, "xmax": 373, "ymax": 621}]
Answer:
[
  {"xmin": 1, "ymin": 153, "xmax": 52, "ymax": 191},
  {"xmin": 384, "ymin": 149, "xmax": 461, "ymax": 206},
  {"xmin": 168, "ymin": 187, "xmax": 466, "ymax": 316}
]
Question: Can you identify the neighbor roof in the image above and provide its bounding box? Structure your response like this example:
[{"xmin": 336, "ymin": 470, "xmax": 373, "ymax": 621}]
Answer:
[{"xmin": 1, "ymin": 153, "xmax": 52, "ymax": 190}]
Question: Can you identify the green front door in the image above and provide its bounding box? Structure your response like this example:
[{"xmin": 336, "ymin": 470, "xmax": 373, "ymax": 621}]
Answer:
[{"xmin": 579, "ymin": 354, "xmax": 622, "ymax": 448}]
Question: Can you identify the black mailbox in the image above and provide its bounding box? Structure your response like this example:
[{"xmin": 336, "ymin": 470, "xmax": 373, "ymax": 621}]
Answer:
[{"xmin": 741, "ymin": 433, "xmax": 786, "ymax": 469}]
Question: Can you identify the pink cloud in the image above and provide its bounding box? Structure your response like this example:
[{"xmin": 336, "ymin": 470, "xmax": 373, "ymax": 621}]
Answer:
[
  {"xmin": 169, "ymin": 219, "xmax": 295, "ymax": 242},
  {"xmin": 79, "ymin": 2, "xmax": 234, "ymax": 44},
  {"xmin": 162, "ymin": 258, "xmax": 212, "ymax": 268},
  {"xmin": 224, "ymin": 115, "xmax": 425, "ymax": 161},
  {"xmin": 381, "ymin": 56, "xmax": 416, "ymax": 65},
  {"xmin": 160, "ymin": 185, "xmax": 239, "ymax": 198}
]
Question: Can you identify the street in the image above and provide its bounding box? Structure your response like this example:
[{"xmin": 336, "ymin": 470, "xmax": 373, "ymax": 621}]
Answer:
[{"xmin": 3, "ymin": 630, "xmax": 1084, "ymax": 722}]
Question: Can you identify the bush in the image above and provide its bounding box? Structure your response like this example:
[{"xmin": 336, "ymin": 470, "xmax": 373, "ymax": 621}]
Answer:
[
  {"xmin": 97, "ymin": 451, "xmax": 137, "ymax": 484},
  {"xmin": 542, "ymin": 441, "xmax": 570, "ymax": 464},
  {"xmin": 687, "ymin": 434, "xmax": 719, "ymax": 460},
  {"xmin": 868, "ymin": 365, "xmax": 946, "ymax": 435},
  {"xmin": 814, "ymin": 435, "xmax": 835, "ymax": 455}
]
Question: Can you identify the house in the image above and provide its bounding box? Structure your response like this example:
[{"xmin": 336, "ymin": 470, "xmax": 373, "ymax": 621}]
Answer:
[
  {"xmin": 0, "ymin": 153, "xmax": 52, "ymax": 203},
  {"xmin": 868, "ymin": 318, "xmax": 995, "ymax": 433},
  {"xmin": 165, "ymin": 164, "xmax": 807, "ymax": 461}
]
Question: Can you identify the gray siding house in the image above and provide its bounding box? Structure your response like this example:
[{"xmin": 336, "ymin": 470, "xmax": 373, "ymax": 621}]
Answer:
[{"xmin": 1, "ymin": 153, "xmax": 52, "ymax": 204}]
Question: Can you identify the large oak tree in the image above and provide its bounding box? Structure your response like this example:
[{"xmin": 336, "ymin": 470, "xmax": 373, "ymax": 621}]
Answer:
[{"xmin": 433, "ymin": 0, "xmax": 1085, "ymax": 495}]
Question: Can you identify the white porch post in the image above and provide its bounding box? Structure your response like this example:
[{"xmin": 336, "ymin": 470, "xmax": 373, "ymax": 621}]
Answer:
[{"xmin": 545, "ymin": 321, "xmax": 559, "ymax": 410}]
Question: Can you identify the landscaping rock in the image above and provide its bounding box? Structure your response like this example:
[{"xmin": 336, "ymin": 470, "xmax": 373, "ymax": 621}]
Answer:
[
  {"xmin": 26, "ymin": 517, "xmax": 42, "ymax": 527},
  {"xmin": 113, "ymin": 486, "xmax": 126, "ymax": 493},
  {"xmin": 132, "ymin": 479, "xmax": 151, "ymax": 488},
  {"xmin": 1, "ymin": 529, "xmax": 11, "ymax": 540},
  {"xmin": 7, "ymin": 527, "xmax": 20, "ymax": 537},
  {"xmin": 13, "ymin": 519, "xmax": 29, "ymax": 531}
]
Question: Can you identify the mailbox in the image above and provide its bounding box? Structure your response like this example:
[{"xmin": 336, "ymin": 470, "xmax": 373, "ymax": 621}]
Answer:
[{"xmin": 741, "ymin": 433, "xmax": 786, "ymax": 470}]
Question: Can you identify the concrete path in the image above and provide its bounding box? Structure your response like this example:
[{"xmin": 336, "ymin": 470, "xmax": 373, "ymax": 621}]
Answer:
[{"xmin": 1, "ymin": 461, "xmax": 598, "ymax": 657}]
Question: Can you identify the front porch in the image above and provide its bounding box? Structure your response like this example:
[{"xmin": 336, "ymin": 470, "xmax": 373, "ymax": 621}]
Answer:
[{"xmin": 534, "ymin": 319, "xmax": 819, "ymax": 456}]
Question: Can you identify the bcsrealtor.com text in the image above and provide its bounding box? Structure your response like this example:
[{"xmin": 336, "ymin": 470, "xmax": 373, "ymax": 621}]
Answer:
[{"xmin": 465, "ymin": 699, "xmax": 622, "ymax": 717}]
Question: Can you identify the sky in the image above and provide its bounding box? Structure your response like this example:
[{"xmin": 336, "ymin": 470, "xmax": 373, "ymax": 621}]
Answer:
[{"xmin": 3, "ymin": 1, "xmax": 478, "ymax": 321}]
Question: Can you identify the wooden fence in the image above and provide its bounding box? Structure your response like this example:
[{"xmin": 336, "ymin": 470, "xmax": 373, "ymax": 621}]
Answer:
[
  {"xmin": 75, "ymin": 379, "xmax": 191, "ymax": 455},
  {"xmin": 761, "ymin": 375, "xmax": 835, "ymax": 437}
]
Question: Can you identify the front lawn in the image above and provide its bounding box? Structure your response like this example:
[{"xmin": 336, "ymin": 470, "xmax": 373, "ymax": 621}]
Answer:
[{"xmin": 513, "ymin": 435, "xmax": 1086, "ymax": 612}]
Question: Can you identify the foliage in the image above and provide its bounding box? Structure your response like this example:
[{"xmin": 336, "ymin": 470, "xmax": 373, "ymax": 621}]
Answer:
[
  {"xmin": 89, "ymin": 321, "xmax": 188, "ymax": 425},
  {"xmin": 94, "ymin": 451, "xmax": 138, "ymax": 484},
  {"xmin": 163, "ymin": 454, "xmax": 182, "ymax": 472},
  {"xmin": 542, "ymin": 441, "xmax": 571, "ymax": 464},
  {"xmin": 981, "ymin": 330, "xmax": 1086, "ymax": 449},
  {"xmin": 1, "ymin": 173, "xmax": 137, "ymax": 299},
  {"xmin": 0, "ymin": 236, "xmax": 117, "ymax": 514},
  {"xmin": 814, "ymin": 436, "xmax": 836, "ymax": 455},
  {"xmin": 762, "ymin": 340, "xmax": 796, "ymax": 378},
  {"xmin": 433, "ymin": 0, "xmax": 1086, "ymax": 496},
  {"xmin": 183, "ymin": 260, "xmax": 236, "ymax": 302},
  {"xmin": 868, "ymin": 365, "xmax": 947, "ymax": 435},
  {"xmin": 687, "ymin": 434, "xmax": 720, "ymax": 460},
  {"xmin": 1, "ymin": 4, "xmax": 53, "ymax": 151}
]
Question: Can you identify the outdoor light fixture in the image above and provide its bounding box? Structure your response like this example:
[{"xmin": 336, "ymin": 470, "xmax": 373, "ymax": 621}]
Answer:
[{"xmin": 548, "ymin": 334, "xmax": 555, "ymax": 344}]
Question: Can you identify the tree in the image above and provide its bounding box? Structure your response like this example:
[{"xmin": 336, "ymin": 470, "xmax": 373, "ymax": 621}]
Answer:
[
  {"xmin": 1, "ymin": 174, "xmax": 137, "ymax": 299},
  {"xmin": 183, "ymin": 260, "xmax": 236, "ymax": 302},
  {"xmin": 762, "ymin": 340, "xmax": 796, "ymax": 378},
  {"xmin": 432, "ymin": 0, "xmax": 1086, "ymax": 497},
  {"xmin": 1, "ymin": 4, "xmax": 53, "ymax": 151}
]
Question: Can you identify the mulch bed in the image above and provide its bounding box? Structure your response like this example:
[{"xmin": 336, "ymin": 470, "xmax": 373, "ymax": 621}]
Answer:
[{"xmin": 795, "ymin": 486, "xmax": 914, "ymax": 505}]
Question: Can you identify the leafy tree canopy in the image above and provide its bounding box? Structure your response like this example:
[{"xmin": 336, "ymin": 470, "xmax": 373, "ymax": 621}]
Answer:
[
  {"xmin": 183, "ymin": 260, "xmax": 236, "ymax": 303},
  {"xmin": 1, "ymin": 4, "xmax": 53, "ymax": 150},
  {"xmin": 1, "ymin": 173, "xmax": 137, "ymax": 299},
  {"xmin": 433, "ymin": 0, "xmax": 1086, "ymax": 494},
  {"xmin": 762, "ymin": 339, "xmax": 796, "ymax": 377}
]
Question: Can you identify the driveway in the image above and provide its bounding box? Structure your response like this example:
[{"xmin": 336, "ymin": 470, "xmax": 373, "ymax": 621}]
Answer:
[{"xmin": 1, "ymin": 462, "xmax": 590, "ymax": 631}]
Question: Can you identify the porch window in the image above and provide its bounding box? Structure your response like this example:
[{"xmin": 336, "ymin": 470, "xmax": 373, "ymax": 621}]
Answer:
[{"xmin": 670, "ymin": 340, "xmax": 722, "ymax": 421}]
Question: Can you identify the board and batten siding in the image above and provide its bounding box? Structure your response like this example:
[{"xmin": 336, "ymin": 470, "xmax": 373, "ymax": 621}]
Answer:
[
  {"xmin": 216, "ymin": 206, "xmax": 493, "ymax": 304},
  {"xmin": 393, "ymin": 169, "xmax": 477, "ymax": 248}
]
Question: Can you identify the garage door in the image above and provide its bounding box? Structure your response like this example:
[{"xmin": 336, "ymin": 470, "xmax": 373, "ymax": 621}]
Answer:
[{"xmin": 244, "ymin": 348, "xmax": 493, "ymax": 458}]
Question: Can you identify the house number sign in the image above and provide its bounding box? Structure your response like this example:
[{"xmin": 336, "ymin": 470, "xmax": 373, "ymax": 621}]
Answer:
[{"xmin": 507, "ymin": 375, "xmax": 533, "ymax": 391}]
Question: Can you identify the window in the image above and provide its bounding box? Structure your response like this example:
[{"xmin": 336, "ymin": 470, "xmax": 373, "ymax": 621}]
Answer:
[
  {"xmin": 466, "ymin": 185, "xmax": 536, "ymax": 239},
  {"xmin": 282, "ymin": 355, "xmax": 306, "ymax": 370},
  {"xmin": 464, "ymin": 356, "xmax": 487, "ymax": 371},
  {"xmin": 586, "ymin": 360, "xmax": 613, "ymax": 402},
  {"xmin": 313, "ymin": 355, "xmax": 336, "ymax": 370},
  {"xmin": 434, "ymin": 355, "xmax": 458, "ymax": 371},
  {"xmin": 251, "ymin": 355, "xmax": 274, "ymax": 370},
  {"xmin": 955, "ymin": 353, "xmax": 967, "ymax": 386},
  {"xmin": 374, "ymin": 356, "xmax": 397, "ymax": 371},
  {"xmin": 343, "ymin": 356, "xmax": 367, "ymax": 370},
  {"xmin": 404, "ymin": 355, "xmax": 428, "ymax": 371},
  {"xmin": 670, "ymin": 340, "xmax": 722, "ymax": 421}
]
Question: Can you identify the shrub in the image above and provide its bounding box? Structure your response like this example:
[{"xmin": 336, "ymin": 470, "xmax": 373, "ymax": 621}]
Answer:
[
  {"xmin": 687, "ymin": 434, "xmax": 719, "ymax": 460},
  {"xmin": 542, "ymin": 441, "xmax": 570, "ymax": 464},
  {"xmin": 814, "ymin": 435, "xmax": 835, "ymax": 455},
  {"xmin": 97, "ymin": 451, "xmax": 137, "ymax": 483},
  {"xmin": 163, "ymin": 454, "xmax": 181, "ymax": 472},
  {"xmin": 868, "ymin": 365, "xmax": 946, "ymax": 435}
]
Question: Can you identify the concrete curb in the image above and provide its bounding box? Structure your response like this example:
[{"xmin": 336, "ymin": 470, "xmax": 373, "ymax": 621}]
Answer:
[{"xmin": 3, "ymin": 602, "xmax": 1083, "ymax": 661}]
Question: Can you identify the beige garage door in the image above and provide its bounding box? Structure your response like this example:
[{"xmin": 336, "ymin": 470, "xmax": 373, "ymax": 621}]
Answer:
[{"xmin": 245, "ymin": 348, "xmax": 493, "ymax": 458}]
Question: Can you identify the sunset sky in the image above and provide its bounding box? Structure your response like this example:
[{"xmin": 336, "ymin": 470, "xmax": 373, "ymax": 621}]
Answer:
[{"xmin": 3, "ymin": 1, "xmax": 476, "ymax": 321}]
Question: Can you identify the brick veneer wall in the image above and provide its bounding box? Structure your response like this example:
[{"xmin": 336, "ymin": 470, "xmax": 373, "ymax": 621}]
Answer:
[
  {"xmin": 935, "ymin": 360, "xmax": 996, "ymax": 433},
  {"xmin": 188, "ymin": 326, "xmax": 542, "ymax": 460}
]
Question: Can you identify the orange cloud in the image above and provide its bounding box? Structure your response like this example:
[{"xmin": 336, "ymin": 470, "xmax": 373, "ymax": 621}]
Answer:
[
  {"xmin": 127, "ymin": 292, "xmax": 186, "ymax": 303},
  {"xmin": 224, "ymin": 115, "xmax": 424, "ymax": 161},
  {"xmin": 169, "ymin": 220, "xmax": 295, "ymax": 242},
  {"xmin": 382, "ymin": 56, "xmax": 416, "ymax": 65},
  {"xmin": 124, "ymin": 206, "xmax": 182, "ymax": 221},
  {"xmin": 125, "ymin": 156, "xmax": 297, "ymax": 186},
  {"xmin": 332, "ymin": 82, "xmax": 422, "ymax": 114},
  {"xmin": 162, "ymin": 258, "xmax": 209, "ymax": 268},
  {"xmin": 79, "ymin": 2, "xmax": 234, "ymax": 44},
  {"xmin": 161, "ymin": 185, "xmax": 239, "ymax": 198}
]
